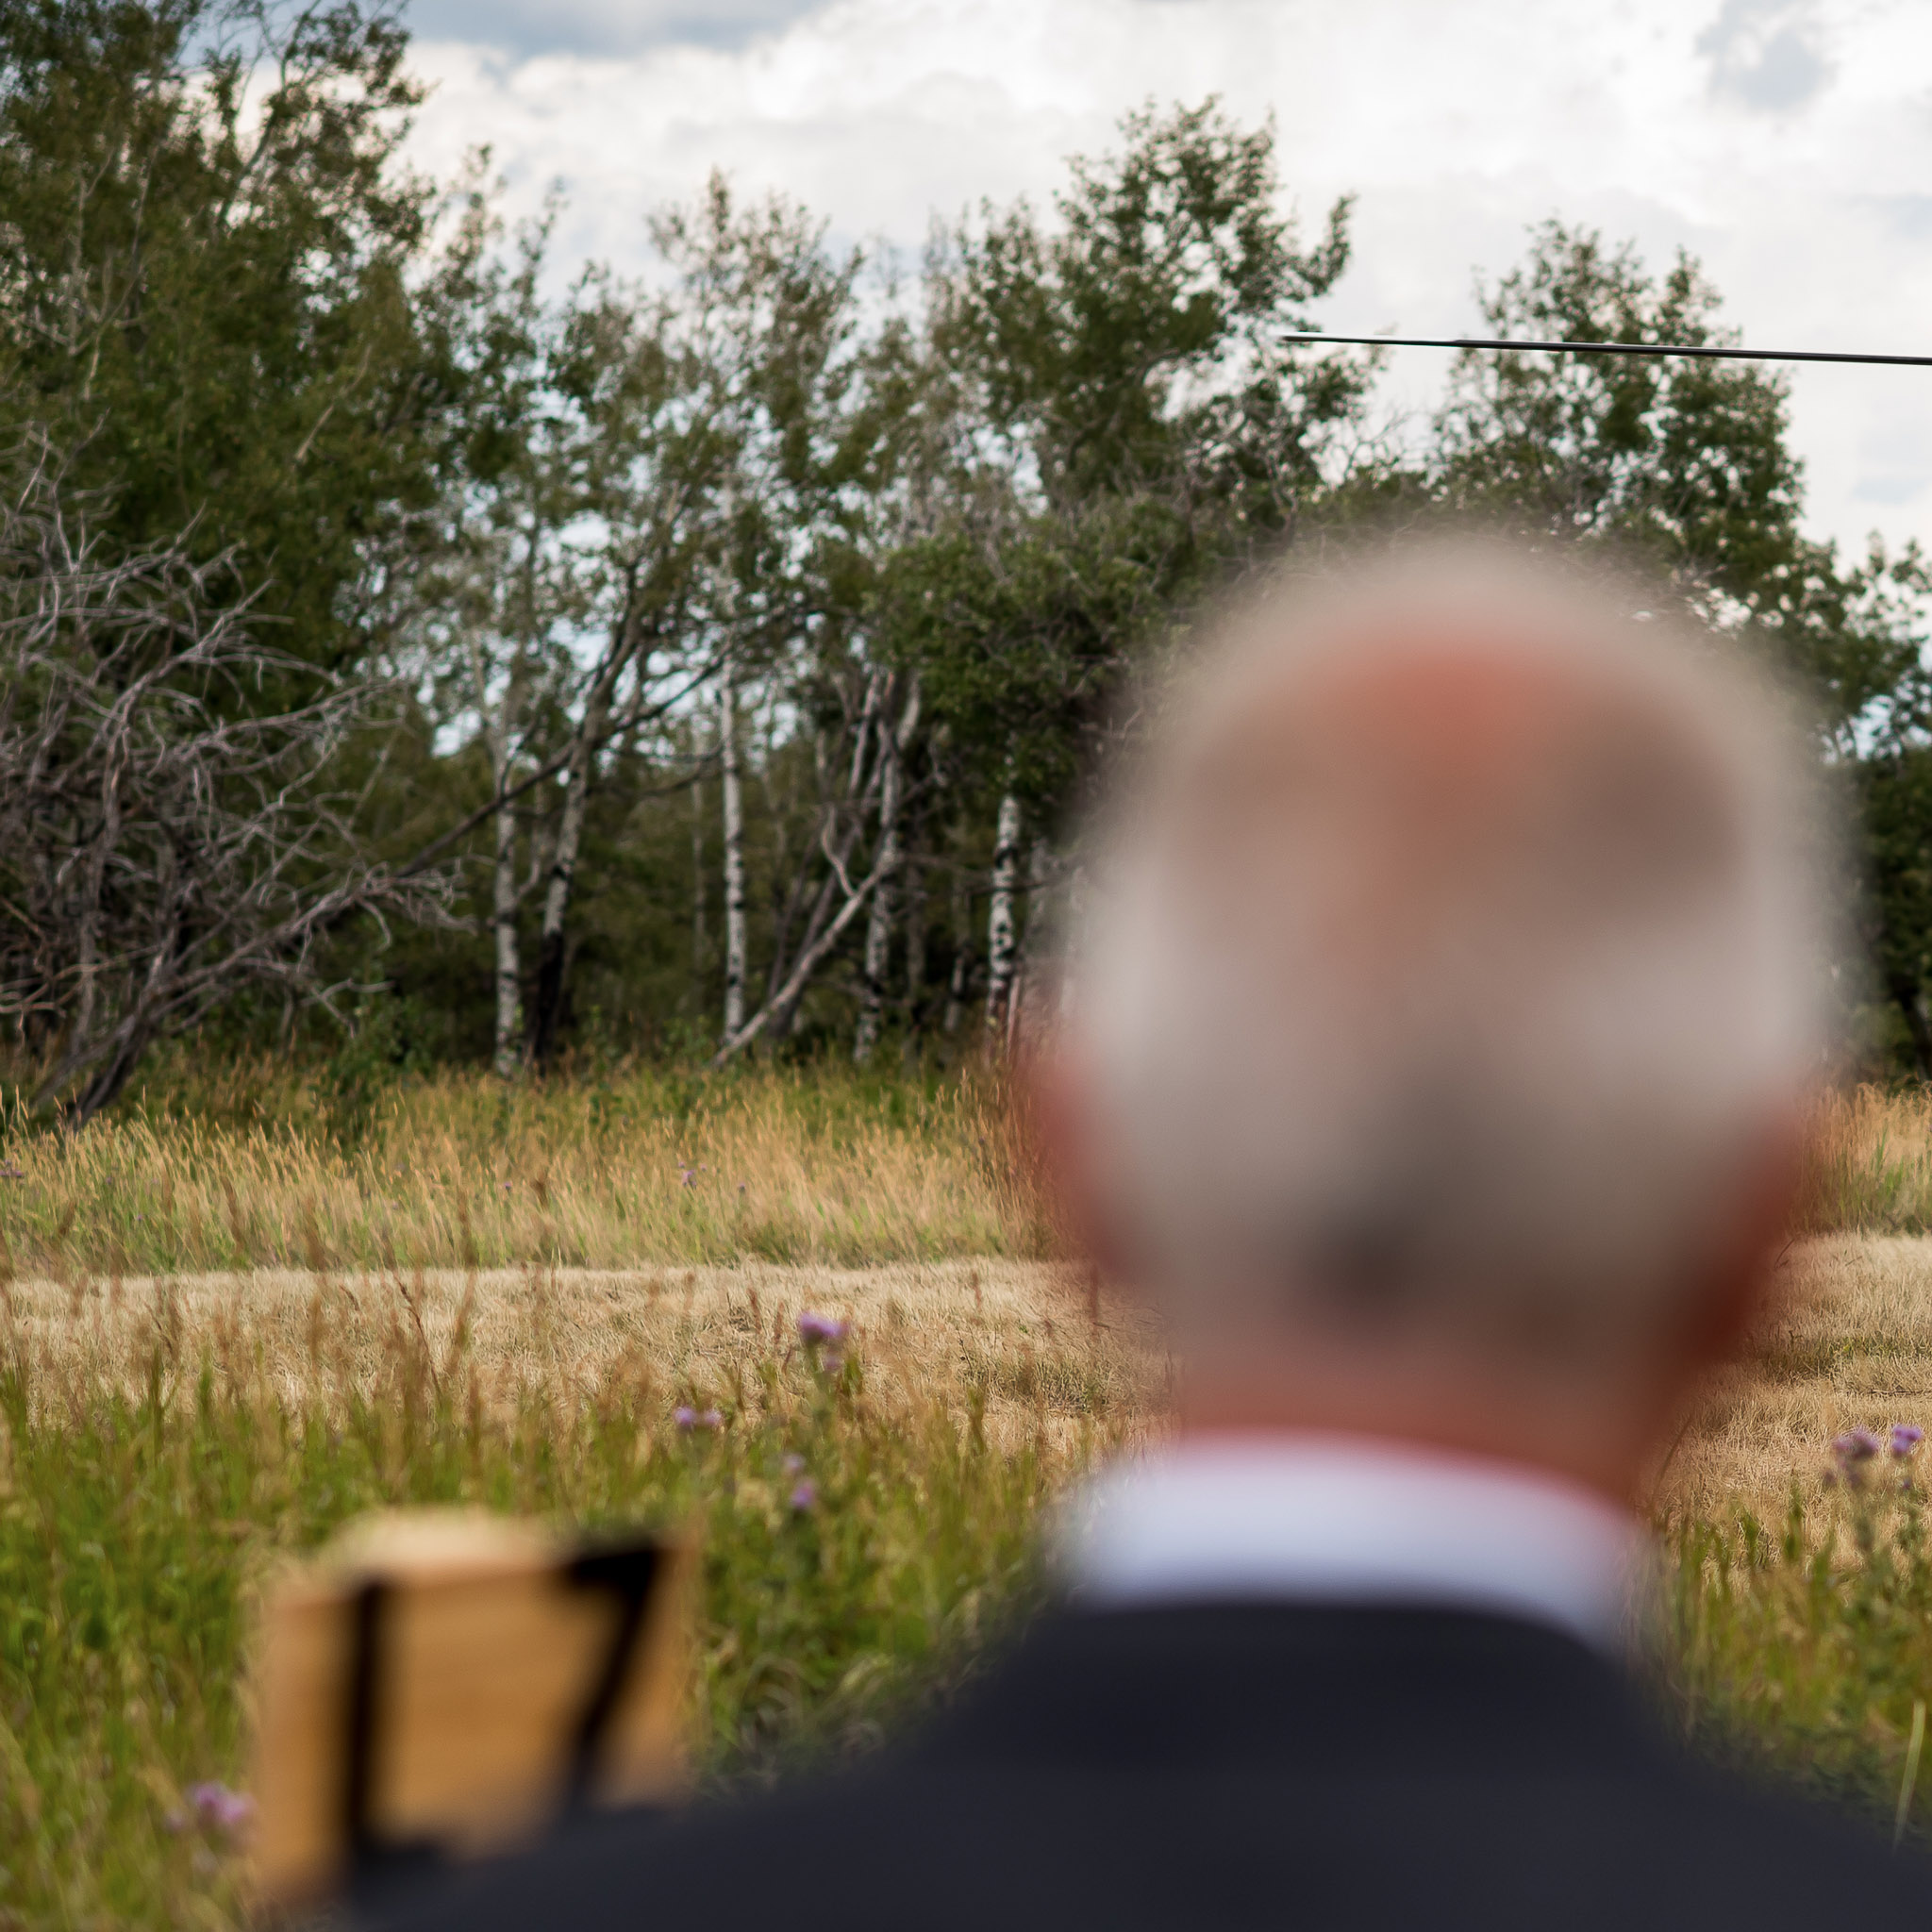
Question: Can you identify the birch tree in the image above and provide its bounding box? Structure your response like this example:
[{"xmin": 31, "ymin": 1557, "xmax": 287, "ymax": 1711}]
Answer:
[
  {"xmin": 719, "ymin": 660, "xmax": 749, "ymax": 1041},
  {"xmin": 517, "ymin": 257, "xmax": 737, "ymax": 1064},
  {"xmin": 853, "ymin": 674, "xmax": 921, "ymax": 1062},
  {"xmin": 708, "ymin": 667, "xmax": 924, "ymax": 1064},
  {"xmin": 417, "ymin": 208, "xmax": 581, "ymax": 1079},
  {"xmin": 983, "ymin": 791, "xmax": 1024, "ymax": 1036},
  {"xmin": 644, "ymin": 175, "xmax": 907, "ymax": 1059}
]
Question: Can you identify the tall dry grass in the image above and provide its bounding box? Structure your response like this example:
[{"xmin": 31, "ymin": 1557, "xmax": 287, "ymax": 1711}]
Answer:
[
  {"xmin": 1793, "ymin": 1085, "xmax": 1932, "ymax": 1236},
  {"xmin": 0, "ymin": 1059, "xmax": 1058, "ymax": 1279},
  {"xmin": 3, "ymin": 1058, "xmax": 1925, "ymax": 1285}
]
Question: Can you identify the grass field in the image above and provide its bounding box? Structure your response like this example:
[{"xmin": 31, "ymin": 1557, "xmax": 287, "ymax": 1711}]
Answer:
[{"xmin": 7, "ymin": 1069, "xmax": 1932, "ymax": 1924}]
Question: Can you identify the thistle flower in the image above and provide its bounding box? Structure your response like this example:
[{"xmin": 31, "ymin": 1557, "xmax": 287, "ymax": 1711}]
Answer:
[
  {"xmin": 187, "ymin": 1782, "xmax": 254, "ymax": 1836},
  {"xmin": 797, "ymin": 1312, "xmax": 849, "ymax": 1347},
  {"xmin": 1834, "ymin": 1429, "xmax": 1882, "ymax": 1463},
  {"xmin": 674, "ymin": 1406, "xmax": 722, "ymax": 1432},
  {"xmin": 1895, "ymin": 1424, "xmax": 1925, "ymax": 1457},
  {"xmin": 790, "ymin": 1480, "xmax": 818, "ymax": 1510}
]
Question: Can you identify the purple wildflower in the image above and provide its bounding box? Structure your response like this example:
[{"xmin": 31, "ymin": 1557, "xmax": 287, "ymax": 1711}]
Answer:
[
  {"xmin": 673, "ymin": 1405, "xmax": 697, "ymax": 1430},
  {"xmin": 187, "ymin": 1782, "xmax": 254, "ymax": 1836},
  {"xmin": 782, "ymin": 1453, "xmax": 806, "ymax": 1474},
  {"xmin": 790, "ymin": 1479, "xmax": 818, "ymax": 1510},
  {"xmin": 678, "ymin": 1164, "xmax": 697, "ymax": 1189},
  {"xmin": 1835, "ymin": 1429, "xmax": 1882, "ymax": 1463},
  {"xmin": 797, "ymin": 1311, "xmax": 849, "ymax": 1347},
  {"xmin": 1894, "ymin": 1424, "xmax": 1925, "ymax": 1457}
]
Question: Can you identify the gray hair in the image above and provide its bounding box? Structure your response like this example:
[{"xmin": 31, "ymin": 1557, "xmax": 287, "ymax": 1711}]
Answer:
[{"xmin": 1072, "ymin": 541, "xmax": 1835, "ymax": 1359}]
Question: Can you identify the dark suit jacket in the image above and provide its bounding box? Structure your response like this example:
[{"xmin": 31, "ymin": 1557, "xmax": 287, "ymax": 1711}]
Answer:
[{"xmin": 386, "ymin": 1603, "xmax": 1932, "ymax": 1929}]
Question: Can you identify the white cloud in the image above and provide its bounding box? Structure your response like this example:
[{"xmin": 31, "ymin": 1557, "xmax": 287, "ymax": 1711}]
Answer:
[{"xmin": 405, "ymin": 0, "xmax": 1932, "ymax": 559}]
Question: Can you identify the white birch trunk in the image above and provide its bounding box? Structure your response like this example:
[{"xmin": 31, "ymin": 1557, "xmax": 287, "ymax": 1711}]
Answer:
[
  {"xmin": 712, "ymin": 676, "xmax": 897, "ymax": 1066},
  {"xmin": 529, "ymin": 658, "xmax": 617, "ymax": 1063},
  {"xmin": 853, "ymin": 677, "xmax": 919, "ymax": 1064},
  {"xmin": 984, "ymin": 790, "xmax": 1023, "ymax": 1038},
  {"xmin": 690, "ymin": 751, "xmax": 708, "ymax": 989},
  {"xmin": 491, "ymin": 781, "xmax": 523, "ymax": 1081},
  {"xmin": 720, "ymin": 665, "xmax": 748, "ymax": 1042},
  {"xmin": 763, "ymin": 673, "xmax": 887, "ymax": 1047}
]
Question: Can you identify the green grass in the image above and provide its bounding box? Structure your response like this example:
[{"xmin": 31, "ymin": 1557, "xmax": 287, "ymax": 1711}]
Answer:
[
  {"xmin": 0, "ymin": 1296, "xmax": 1102, "ymax": 1926},
  {"xmin": 2, "ymin": 1294, "xmax": 1930, "ymax": 1926},
  {"xmin": 3, "ymin": 1058, "xmax": 1932, "ymax": 1922},
  {"xmin": 1666, "ymin": 1477, "xmax": 1932, "ymax": 1832}
]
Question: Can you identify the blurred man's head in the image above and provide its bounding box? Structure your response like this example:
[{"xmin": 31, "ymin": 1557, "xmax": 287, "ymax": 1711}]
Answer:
[{"xmin": 1060, "ymin": 541, "xmax": 1831, "ymax": 1498}]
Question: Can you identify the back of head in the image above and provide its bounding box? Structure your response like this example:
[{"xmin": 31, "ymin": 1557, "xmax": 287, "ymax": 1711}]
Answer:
[{"xmin": 1073, "ymin": 540, "xmax": 1831, "ymax": 1365}]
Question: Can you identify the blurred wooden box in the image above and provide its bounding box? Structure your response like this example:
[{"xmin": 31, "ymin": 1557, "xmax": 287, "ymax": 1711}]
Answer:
[{"xmin": 250, "ymin": 1510, "xmax": 691, "ymax": 1907}]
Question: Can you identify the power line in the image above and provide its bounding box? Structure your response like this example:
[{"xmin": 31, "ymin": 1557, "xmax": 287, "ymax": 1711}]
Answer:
[{"xmin": 1281, "ymin": 331, "xmax": 1932, "ymax": 369}]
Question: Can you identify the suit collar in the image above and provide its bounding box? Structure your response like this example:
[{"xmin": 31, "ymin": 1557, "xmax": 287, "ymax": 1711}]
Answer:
[{"xmin": 1058, "ymin": 1435, "xmax": 1647, "ymax": 1653}]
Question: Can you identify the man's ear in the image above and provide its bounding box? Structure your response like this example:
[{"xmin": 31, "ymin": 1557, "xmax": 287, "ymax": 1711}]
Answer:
[
  {"xmin": 1678, "ymin": 1109, "xmax": 1805, "ymax": 1371},
  {"xmin": 1024, "ymin": 1047, "xmax": 1130, "ymax": 1283}
]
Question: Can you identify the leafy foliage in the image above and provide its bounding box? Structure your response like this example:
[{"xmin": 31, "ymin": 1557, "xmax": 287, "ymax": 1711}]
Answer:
[
  {"xmin": 5, "ymin": 15, "xmax": 1932, "ymax": 1083},
  {"xmin": 1434, "ymin": 223, "xmax": 1931, "ymax": 744},
  {"xmin": 0, "ymin": 0, "xmax": 440, "ymax": 675}
]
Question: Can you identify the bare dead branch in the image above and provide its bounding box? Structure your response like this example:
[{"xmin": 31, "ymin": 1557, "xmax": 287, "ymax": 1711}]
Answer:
[{"xmin": 0, "ymin": 440, "xmax": 458, "ymax": 1124}]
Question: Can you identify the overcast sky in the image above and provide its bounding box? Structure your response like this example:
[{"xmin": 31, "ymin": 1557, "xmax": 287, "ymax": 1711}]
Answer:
[{"xmin": 400, "ymin": 0, "xmax": 1932, "ymax": 560}]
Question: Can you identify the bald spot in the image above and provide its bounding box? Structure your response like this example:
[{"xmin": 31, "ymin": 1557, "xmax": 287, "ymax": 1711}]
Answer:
[{"xmin": 1156, "ymin": 625, "xmax": 1747, "ymax": 991}]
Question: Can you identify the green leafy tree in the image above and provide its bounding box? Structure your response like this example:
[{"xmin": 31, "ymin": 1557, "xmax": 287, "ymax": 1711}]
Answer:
[
  {"xmin": 899, "ymin": 103, "xmax": 1374, "ymax": 814},
  {"xmin": 1433, "ymin": 223, "xmax": 1927, "ymax": 741},
  {"xmin": 0, "ymin": 0, "xmax": 442, "ymax": 675}
]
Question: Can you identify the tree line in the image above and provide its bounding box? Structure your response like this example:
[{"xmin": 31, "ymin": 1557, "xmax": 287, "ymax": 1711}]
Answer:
[{"xmin": 5, "ymin": 0, "xmax": 1931, "ymax": 1124}]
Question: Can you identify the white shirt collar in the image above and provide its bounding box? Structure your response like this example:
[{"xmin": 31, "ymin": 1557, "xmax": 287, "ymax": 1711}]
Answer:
[{"xmin": 1058, "ymin": 1434, "xmax": 1648, "ymax": 1653}]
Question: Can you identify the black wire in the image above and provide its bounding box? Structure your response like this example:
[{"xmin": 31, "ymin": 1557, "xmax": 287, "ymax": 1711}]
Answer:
[{"xmin": 1281, "ymin": 330, "xmax": 1932, "ymax": 369}]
